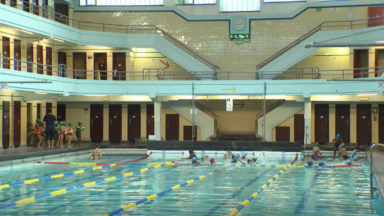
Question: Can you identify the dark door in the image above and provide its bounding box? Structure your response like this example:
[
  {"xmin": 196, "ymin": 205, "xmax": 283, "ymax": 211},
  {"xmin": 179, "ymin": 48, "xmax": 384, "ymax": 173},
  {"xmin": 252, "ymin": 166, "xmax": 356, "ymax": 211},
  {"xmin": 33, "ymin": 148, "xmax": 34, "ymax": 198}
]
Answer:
[
  {"xmin": 24, "ymin": 0, "xmax": 30, "ymax": 12},
  {"xmin": 183, "ymin": 126, "xmax": 196, "ymax": 141},
  {"xmin": 58, "ymin": 52, "xmax": 67, "ymax": 77},
  {"xmin": 37, "ymin": 103, "xmax": 41, "ymax": 120},
  {"xmin": 90, "ymin": 104, "xmax": 103, "ymax": 142},
  {"xmin": 379, "ymin": 104, "xmax": 384, "ymax": 143},
  {"xmin": 128, "ymin": 105, "xmax": 141, "ymax": 143},
  {"xmin": 46, "ymin": 47, "xmax": 52, "ymax": 75},
  {"xmin": 357, "ymin": 104, "xmax": 372, "ymax": 144},
  {"xmin": 1, "ymin": 0, "xmax": 5, "ymax": 4},
  {"xmin": 166, "ymin": 114, "xmax": 179, "ymax": 141},
  {"xmin": 315, "ymin": 104, "xmax": 329, "ymax": 144},
  {"xmin": 276, "ymin": 126, "xmax": 290, "ymax": 142},
  {"xmin": 10, "ymin": 0, "xmax": 16, "ymax": 7},
  {"xmin": 113, "ymin": 52, "xmax": 126, "ymax": 80},
  {"xmin": 73, "ymin": 52, "xmax": 86, "ymax": 79},
  {"xmin": 2, "ymin": 101, "xmax": 10, "ymax": 149},
  {"xmin": 14, "ymin": 39, "xmax": 21, "ymax": 71},
  {"xmin": 335, "ymin": 104, "xmax": 350, "ymax": 144},
  {"xmin": 27, "ymin": 103, "xmax": 32, "ymax": 146},
  {"xmin": 294, "ymin": 114, "xmax": 304, "ymax": 144},
  {"xmin": 46, "ymin": 102, "xmax": 52, "ymax": 114},
  {"xmin": 147, "ymin": 104, "xmax": 154, "ymax": 137},
  {"xmin": 37, "ymin": 45, "xmax": 43, "ymax": 74},
  {"xmin": 94, "ymin": 53, "xmax": 107, "ymax": 80},
  {"xmin": 369, "ymin": 7, "xmax": 384, "ymax": 27},
  {"xmin": 353, "ymin": 49, "xmax": 369, "ymax": 78},
  {"xmin": 27, "ymin": 43, "xmax": 33, "ymax": 72},
  {"xmin": 375, "ymin": 49, "xmax": 384, "ymax": 77},
  {"xmin": 13, "ymin": 101, "xmax": 21, "ymax": 148},
  {"xmin": 55, "ymin": 3, "xmax": 69, "ymax": 25},
  {"xmin": 2, "ymin": 37, "xmax": 10, "ymax": 69},
  {"xmin": 32, "ymin": 0, "xmax": 39, "ymax": 16},
  {"xmin": 57, "ymin": 104, "xmax": 66, "ymax": 123},
  {"xmin": 109, "ymin": 105, "xmax": 122, "ymax": 142}
]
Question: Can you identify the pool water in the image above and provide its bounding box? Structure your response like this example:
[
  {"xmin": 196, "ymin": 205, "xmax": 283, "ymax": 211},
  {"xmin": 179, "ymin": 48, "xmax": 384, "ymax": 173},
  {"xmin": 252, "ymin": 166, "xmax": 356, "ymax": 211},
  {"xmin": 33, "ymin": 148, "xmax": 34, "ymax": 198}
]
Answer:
[{"xmin": 0, "ymin": 153, "xmax": 383, "ymax": 215}]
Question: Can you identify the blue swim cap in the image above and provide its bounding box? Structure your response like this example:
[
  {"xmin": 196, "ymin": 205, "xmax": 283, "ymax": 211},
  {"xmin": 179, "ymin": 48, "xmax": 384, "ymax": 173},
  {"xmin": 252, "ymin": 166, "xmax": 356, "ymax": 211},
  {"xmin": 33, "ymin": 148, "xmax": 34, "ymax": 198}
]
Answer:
[
  {"xmin": 300, "ymin": 155, "xmax": 305, "ymax": 160},
  {"xmin": 192, "ymin": 157, "xmax": 197, "ymax": 161},
  {"xmin": 319, "ymin": 162, "xmax": 325, "ymax": 166},
  {"xmin": 352, "ymin": 156, "xmax": 357, "ymax": 160},
  {"xmin": 336, "ymin": 134, "xmax": 340, "ymax": 138},
  {"xmin": 236, "ymin": 154, "xmax": 240, "ymax": 158},
  {"xmin": 305, "ymin": 153, "xmax": 310, "ymax": 156},
  {"xmin": 307, "ymin": 161, "xmax": 313, "ymax": 166},
  {"xmin": 347, "ymin": 160, "xmax": 352, "ymax": 165},
  {"xmin": 340, "ymin": 143, "xmax": 344, "ymax": 147},
  {"xmin": 327, "ymin": 154, "xmax": 331, "ymax": 157}
]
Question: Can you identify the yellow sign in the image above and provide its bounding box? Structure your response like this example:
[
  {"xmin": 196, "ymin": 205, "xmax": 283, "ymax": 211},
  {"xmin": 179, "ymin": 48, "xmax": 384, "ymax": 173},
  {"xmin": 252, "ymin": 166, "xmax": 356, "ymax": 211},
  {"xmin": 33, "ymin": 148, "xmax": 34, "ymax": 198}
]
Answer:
[{"xmin": 148, "ymin": 135, "xmax": 156, "ymax": 140}]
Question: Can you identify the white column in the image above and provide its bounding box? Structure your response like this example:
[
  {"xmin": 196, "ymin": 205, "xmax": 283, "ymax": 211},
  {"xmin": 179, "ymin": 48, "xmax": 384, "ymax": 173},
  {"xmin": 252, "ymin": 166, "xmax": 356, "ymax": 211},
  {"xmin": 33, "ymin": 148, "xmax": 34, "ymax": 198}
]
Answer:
[
  {"xmin": 304, "ymin": 97, "xmax": 312, "ymax": 145},
  {"xmin": 154, "ymin": 100, "xmax": 161, "ymax": 141}
]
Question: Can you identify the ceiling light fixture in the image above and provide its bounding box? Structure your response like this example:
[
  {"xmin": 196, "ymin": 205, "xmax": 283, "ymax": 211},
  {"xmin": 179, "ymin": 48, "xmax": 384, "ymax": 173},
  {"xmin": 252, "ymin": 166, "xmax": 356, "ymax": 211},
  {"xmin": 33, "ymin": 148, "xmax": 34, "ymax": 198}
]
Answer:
[
  {"xmin": 84, "ymin": 95, "xmax": 106, "ymax": 97},
  {"xmin": 35, "ymin": 92, "xmax": 47, "ymax": 95},
  {"xmin": 54, "ymin": 38, "xmax": 64, "ymax": 42},
  {"xmin": 2, "ymin": 89, "xmax": 15, "ymax": 92},
  {"xmin": 21, "ymin": 30, "xmax": 34, "ymax": 35}
]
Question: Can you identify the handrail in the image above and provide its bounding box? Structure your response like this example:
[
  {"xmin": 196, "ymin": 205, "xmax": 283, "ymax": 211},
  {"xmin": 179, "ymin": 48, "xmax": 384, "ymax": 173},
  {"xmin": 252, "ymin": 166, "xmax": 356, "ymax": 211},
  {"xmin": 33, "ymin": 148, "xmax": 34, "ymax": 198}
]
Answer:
[
  {"xmin": 256, "ymin": 99, "xmax": 285, "ymax": 119},
  {"xmin": 195, "ymin": 102, "xmax": 219, "ymax": 118},
  {"xmin": 1, "ymin": 0, "xmax": 219, "ymax": 70},
  {"xmin": 370, "ymin": 143, "xmax": 384, "ymax": 199},
  {"xmin": 256, "ymin": 15, "xmax": 384, "ymax": 71}
]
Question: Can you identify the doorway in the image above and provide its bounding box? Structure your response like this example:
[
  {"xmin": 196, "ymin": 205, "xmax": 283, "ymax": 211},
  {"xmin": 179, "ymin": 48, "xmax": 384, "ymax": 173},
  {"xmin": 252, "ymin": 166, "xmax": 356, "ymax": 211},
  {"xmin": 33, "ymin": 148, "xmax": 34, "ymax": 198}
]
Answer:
[
  {"xmin": 335, "ymin": 104, "xmax": 350, "ymax": 144},
  {"xmin": 46, "ymin": 47, "xmax": 52, "ymax": 75},
  {"xmin": 109, "ymin": 104, "xmax": 122, "ymax": 142},
  {"xmin": 42, "ymin": 0, "xmax": 48, "ymax": 18},
  {"xmin": 73, "ymin": 52, "xmax": 86, "ymax": 79},
  {"xmin": 315, "ymin": 104, "xmax": 329, "ymax": 144},
  {"xmin": 32, "ymin": 0, "xmax": 39, "ymax": 15},
  {"xmin": 23, "ymin": 0, "xmax": 30, "ymax": 12},
  {"xmin": 379, "ymin": 104, "xmax": 384, "ymax": 143},
  {"xmin": 369, "ymin": 6, "xmax": 384, "ymax": 27},
  {"xmin": 353, "ymin": 49, "xmax": 369, "ymax": 78},
  {"xmin": 375, "ymin": 49, "xmax": 384, "ymax": 77},
  {"xmin": 2, "ymin": 36, "xmax": 10, "ymax": 69},
  {"xmin": 2, "ymin": 101, "xmax": 10, "ymax": 149},
  {"xmin": 46, "ymin": 102, "xmax": 52, "ymax": 114},
  {"xmin": 13, "ymin": 101, "xmax": 21, "ymax": 148},
  {"xmin": 14, "ymin": 39, "xmax": 21, "ymax": 71},
  {"xmin": 37, "ymin": 45, "xmax": 43, "ymax": 74},
  {"xmin": 294, "ymin": 114, "xmax": 304, "ymax": 144},
  {"xmin": 58, "ymin": 52, "xmax": 67, "ymax": 77},
  {"xmin": 57, "ymin": 104, "xmax": 66, "ymax": 123},
  {"xmin": 147, "ymin": 104, "xmax": 154, "ymax": 138},
  {"xmin": 113, "ymin": 52, "xmax": 126, "ymax": 80},
  {"xmin": 10, "ymin": 0, "xmax": 16, "ymax": 8},
  {"xmin": 37, "ymin": 103, "xmax": 41, "ymax": 120},
  {"xmin": 27, "ymin": 43, "xmax": 33, "ymax": 72},
  {"xmin": 166, "ymin": 114, "xmax": 179, "ymax": 141},
  {"xmin": 90, "ymin": 104, "xmax": 103, "ymax": 142},
  {"xmin": 27, "ymin": 103, "xmax": 32, "ymax": 146},
  {"xmin": 183, "ymin": 126, "xmax": 197, "ymax": 141},
  {"xmin": 55, "ymin": 3, "xmax": 69, "ymax": 25},
  {"xmin": 276, "ymin": 126, "xmax": 290, "ymax": 142},
  {"xmin": 128, "ymin": 105, "xmax": 141, "ymax": 143},
  {"xmin": 94, "ymin": 53, "xmax": 107, "ymax": 80},
  {"xmin": 356, "ymin": 104, "xmax": 372, "ymax": 144}
]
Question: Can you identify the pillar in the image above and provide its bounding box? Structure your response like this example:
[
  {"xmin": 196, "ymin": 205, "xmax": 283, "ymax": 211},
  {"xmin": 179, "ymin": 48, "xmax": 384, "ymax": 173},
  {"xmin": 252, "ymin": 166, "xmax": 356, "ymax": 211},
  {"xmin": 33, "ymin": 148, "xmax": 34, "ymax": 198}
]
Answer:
[
  {"xmin": 103, "ymin": 104, "xmax": 108, "ymax": 141},
  {"xmin": 107, "ymin": 52, "xmax": 113, "ymax": 80},
  {"xmin": 21, "ymin": 101, "xmax": 27, "ymax": 147},
  {"xmin": 122, "ymin": 105, "xmax": 128, "ymax": 141},
  {"xmin": 86, "ymin": 52, "xmax": 94, "ymax": 80},
  {"xmin": 154, "ymin": 100, "xmax": 161, "ymax": 141},
  {"xmin": 304, "ymin": 97, "xmax": 312, "ymax": 144},
  {"xmin": 141, "ymin": 104, "xmax": 147, "ymax": 138}
]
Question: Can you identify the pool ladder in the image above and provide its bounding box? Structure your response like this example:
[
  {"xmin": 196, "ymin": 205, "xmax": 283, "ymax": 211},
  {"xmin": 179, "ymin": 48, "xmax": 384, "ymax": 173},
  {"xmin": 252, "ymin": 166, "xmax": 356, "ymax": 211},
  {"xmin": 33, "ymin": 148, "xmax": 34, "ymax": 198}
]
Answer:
[{"xmin": 370, "ymin": 144, "xmax": 384, "ymax": 199}]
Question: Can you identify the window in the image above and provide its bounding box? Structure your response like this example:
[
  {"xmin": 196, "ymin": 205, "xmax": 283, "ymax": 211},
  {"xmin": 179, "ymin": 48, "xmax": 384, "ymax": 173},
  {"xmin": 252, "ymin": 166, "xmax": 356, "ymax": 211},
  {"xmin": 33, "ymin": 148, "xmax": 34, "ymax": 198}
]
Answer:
[
  {"xmin": 80, "ymin": 0, "xmax": 163, "ymax": 6},
  {"xmin": 264, "ymin": 0, "xmax": 305, "ymax": 2},
  {"xmin": 176, "ymin": 0, "xmax": 216, "ymax": 4},
  {"xmin": 220, "ymin": 0, "xmax": 260, "ymax": 12}
]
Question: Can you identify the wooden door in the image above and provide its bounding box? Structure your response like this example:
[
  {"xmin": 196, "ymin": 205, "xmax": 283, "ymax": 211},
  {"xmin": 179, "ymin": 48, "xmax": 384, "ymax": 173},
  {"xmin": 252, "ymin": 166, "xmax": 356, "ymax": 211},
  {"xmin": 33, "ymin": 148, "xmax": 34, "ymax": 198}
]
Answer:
[
  {"xmin": 94, "ymin": 53, "xmax": 107, "ymax": 80},
  {"xmin": 58, "ymin": 52, "xmax": 67, "ymax": 77},
  {"xmin": 27, "ymin": 103, "xmax": 32, "ymax": 146},
  {"xmin": 2, "ymin": 37, "xmax": 10, "ymax": 69},
  {"xmin": 55, "ymin": 3, "xmax": 69, "ymax": 25},
  {"xmin": 32, "ymin": 0, "xmax": 39, "ymax": 16},
  {"xmin": 27, "ymin": 43, "xmax": 33, "ymax": 72},
  {"xmin": 357, "ymin": 104, "xmax": 372, "ymax": 144},
  {"xmin": 128, "ymin": 105, "xmax": 141, "ymax": 143},
  {"xmin": 335, "ymin": 104, "xmax": 350, "ymax": 144},
  {"xmin": 2, "ymin": 101, "xmax": 10, "ymax": 149},
  {"xmin": 113, "ymin": 52, "xmax": 126, "ymax": 80},
  {"xmin": 294, "ymin": 114, "xmax": 304, "ymax": 144},
  {"xmin": 147, "ymin": 104, "xmax": 154, "ymax": 137},
  {"xmin": 353, "ymin": 49, "xmax": 369, "ymax": 78},
  {"xmin": 369, "ymin": 7, "xmax": 384, "ymax": 27},
  {"xmin": 37, "ymin": 45, "xmax": 43, "ymax": 74},
  {"xmin": 46, "ymin": 47, "xmax": 52, "ymax": 75},
  {"xmin": 166, "ymin": 114, "xmax": 179, "ymax": 141},
  {"xmin": 23, "ymin": 0, "xmax": 30, "ymax": 12},
  {"xmin": 13, "ymin": 101, "xmax": 21, "ymax": 148},
  {"xmin": 276, "ymin": 126, "xmax": 290, "ymax": 142},
  {"xmin": 375, "ymin": 49, "xmax": 384, "ymax": 77},
  {"xmin": 57, "ymin": 104, "xmax": 66, "ymax": 123},
  {"xmin": 109, "ymin": 105, "xmax": 122, "ymax": 142},
  {"xmin": 46, "ymin": 102, "xmax": 52, "ymax": 114},
  {"xmin": 90, "ymin": 104, "xmax": 103, "ymax": 142},
  {"xmin": 379, "ymin": 104, "xmax": 384, "ymax": 143},
  {"xmin": 37, "ymin": 103, "xmax": 41, "ymax": 120},
  {"xmin": 1, "ymin": 0, "xmax": 5, "ymax": 4},
  {"xmin": 183, "ymin": 126, "xmax": 196, "ymax": 141},
  {"xmin": 10, "ymin": 0, "xmax": 17, "ymax": 7},
  {"xmin": 14, "ymin": 39, "xmax": 21, "ymax": 71},
  {"xmin": 73, "ymin": 52, "xmax": 86, "ymax": 79},
  {"xmin": 315, "ymin": 104, "xmax": 329, "ymax": 144}
]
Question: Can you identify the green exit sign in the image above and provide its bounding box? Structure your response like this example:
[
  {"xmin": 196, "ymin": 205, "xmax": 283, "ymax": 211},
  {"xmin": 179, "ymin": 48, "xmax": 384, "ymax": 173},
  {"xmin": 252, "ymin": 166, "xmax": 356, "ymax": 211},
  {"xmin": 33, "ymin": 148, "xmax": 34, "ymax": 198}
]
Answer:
[
  {"xmin": 230, "ymin": 34, "xmax": 250, "ymax": 39},
  {"xmin": 315, "ymin": 8, "xmax": 322, "ymax": 12}
]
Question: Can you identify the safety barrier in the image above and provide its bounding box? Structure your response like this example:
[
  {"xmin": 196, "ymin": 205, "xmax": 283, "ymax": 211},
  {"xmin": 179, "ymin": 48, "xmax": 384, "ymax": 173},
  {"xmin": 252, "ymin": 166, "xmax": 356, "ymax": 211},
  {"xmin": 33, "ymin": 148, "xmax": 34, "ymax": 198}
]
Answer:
[
  {"xmin": 228, "ymin": 155, "xmax": 298, "ymax": 216},
  {"xmin": 0, "ymin": 164, "xmax": 166, "ymax": 209},
  {"xmin": 103, "ymin": 169, "xmax": 220, "ymax": 216}
]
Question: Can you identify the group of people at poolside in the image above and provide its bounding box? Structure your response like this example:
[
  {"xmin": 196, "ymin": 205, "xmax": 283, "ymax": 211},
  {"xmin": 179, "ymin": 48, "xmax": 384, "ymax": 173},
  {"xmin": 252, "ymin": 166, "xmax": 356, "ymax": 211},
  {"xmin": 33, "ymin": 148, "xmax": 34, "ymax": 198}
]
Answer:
[{"xmin": 181, "ymin": 150, "xmax": 258, "ymax": 165}]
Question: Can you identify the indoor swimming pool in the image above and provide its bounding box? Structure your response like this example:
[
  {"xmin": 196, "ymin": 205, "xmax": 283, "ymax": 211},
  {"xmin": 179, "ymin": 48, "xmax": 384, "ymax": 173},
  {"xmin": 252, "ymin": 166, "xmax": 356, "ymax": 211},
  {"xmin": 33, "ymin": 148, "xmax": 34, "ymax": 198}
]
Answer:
[{"xmin": 0, "ymin": 152, "xmax": 383, "ymax": 215}]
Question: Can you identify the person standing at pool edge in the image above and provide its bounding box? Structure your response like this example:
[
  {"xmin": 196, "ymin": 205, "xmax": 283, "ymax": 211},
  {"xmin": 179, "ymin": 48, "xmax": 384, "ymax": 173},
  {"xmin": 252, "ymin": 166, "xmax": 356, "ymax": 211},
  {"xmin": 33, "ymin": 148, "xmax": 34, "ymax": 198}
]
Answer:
[
  {"xmin": 76, "ymin": 121, "xmax": 85, "ymax": 147},
  {"xmin": 43, "ymin": 108, "xmax": 57, "ymax": 149},
  {"xmin": 332, "ymin": 133, "xmax": 344, "ymax": 158}
]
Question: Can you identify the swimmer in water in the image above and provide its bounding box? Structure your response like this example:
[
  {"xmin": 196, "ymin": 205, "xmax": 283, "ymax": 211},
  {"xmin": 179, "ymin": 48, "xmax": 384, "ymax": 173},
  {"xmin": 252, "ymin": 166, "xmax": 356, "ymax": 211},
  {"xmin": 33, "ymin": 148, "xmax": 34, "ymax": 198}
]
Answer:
[
  {"xmin": 299, "ymin": 155, "xmax": 306, "ymax": 165},
  {"xmin": 231, "ymin": 154, "xmax": 246, "ymax": 164},
  {"xmin": 205, "ymin": 154, "xmax": 209, "ymax": 161},
  {"xmin": 307, "ymin": 160, "xmax": 313, "ymax": 168},
  {"xmin": 183, "ymin": 150, "xmax": 197, "ymax": 159},
  {"xmin": 338, "ymin": 144, "xmax": 348, "ymax": 160},
  {"xmin": 210, "ymin": 158, "xmax": 215, "ymax": 164},
  {"xmin": 313, "ymin": 143, "xmax": 322, "ymax": 160},
  {"xmin": 224, "ymin": 150, "xmax": 234, "ymax": 159},
  {"xmin": 247, "ymin": 157, "xmax": 257, "ymax": 164},
  {"xmin": 192, "ymin": 157, "xmax": 200, "ymax": 165},
  {"xmin": 89, "ymin": 145, "xmax": 102, "ymax": 160},
  {"xmin": 319, "ymin": 162, "xmax": 326, "ymax": 167}
]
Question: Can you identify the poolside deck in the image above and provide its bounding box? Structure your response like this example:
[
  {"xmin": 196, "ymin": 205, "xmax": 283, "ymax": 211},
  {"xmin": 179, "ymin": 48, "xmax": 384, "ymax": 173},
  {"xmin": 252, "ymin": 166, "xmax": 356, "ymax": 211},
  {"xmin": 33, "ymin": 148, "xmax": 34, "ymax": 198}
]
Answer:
[{"xmin": 371, "ymin": 147, "xmax": 384, "ymax": 201}]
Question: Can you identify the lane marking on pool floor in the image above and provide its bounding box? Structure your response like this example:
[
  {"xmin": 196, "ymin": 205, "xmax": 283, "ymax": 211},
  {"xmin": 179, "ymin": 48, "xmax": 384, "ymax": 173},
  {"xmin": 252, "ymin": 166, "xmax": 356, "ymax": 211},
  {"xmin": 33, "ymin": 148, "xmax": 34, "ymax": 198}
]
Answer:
[
  {"xmin": 103, "ymin": 168, "xmax": 225, "ymax": 216},
  {"xmin": 0, "ymin": 164, "xmax": 167, "ymax": 209},
  {"xmin": 228, "ymin": 155, "xmax": 298, "ymax": 216}
]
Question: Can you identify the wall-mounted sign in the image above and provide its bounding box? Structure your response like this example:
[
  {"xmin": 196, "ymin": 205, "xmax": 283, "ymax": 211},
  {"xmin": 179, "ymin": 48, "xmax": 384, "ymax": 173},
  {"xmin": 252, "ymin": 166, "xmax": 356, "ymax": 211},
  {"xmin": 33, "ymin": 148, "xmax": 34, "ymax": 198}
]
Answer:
[
  {"xmin": 226, "ymin": 98, "xmax": 233, "ymax": 112},
  {"xmin": 229, "ymin": 34, "xmax": 250, "ymax": 39},
  {"xmin": 373, "ymin": 107, "xmax": 378, "ymax": 115},
  {"xmin": 331, "ymin": 8, "xmax": 337, "ymax": 13},
  {"xmin": 315, "ymin": 8, "xmax": 322, "ymax": 12},
  {"xmin": 149, "ymin": 135, "xmax": 156, "ymax": 140}
]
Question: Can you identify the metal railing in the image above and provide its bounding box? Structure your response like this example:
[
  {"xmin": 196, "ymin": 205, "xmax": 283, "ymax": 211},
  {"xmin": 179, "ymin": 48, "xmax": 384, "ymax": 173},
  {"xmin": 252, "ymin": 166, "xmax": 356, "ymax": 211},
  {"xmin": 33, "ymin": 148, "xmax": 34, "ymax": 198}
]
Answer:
[
  {"xmin": 256, "ymin": 99, "xmax": 285, "ymax": 120},
  {"xmin": 256, "ymin": 15, "xmax": 384, "ymax": 71},
  {"xmin": 1, "ymin": 56, "xmax": 383, "ymax": 81},
  {"xmin": 370, "ymin": 143, "xmax": 384, "ymax": 199},
  {"xmin": 1, "ymin": 0, "xmax": 219, "ymax": 71}
]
